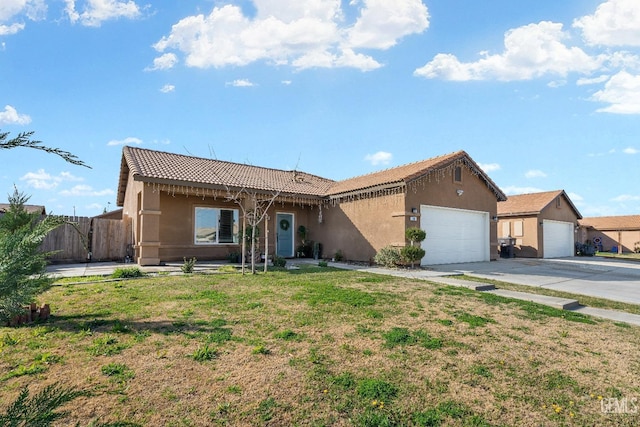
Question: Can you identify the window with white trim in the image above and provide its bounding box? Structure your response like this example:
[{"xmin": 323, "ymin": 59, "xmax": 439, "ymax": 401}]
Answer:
[{"xmin": 194, "ymin": 207, "xmax": 239, "ymax": 244}]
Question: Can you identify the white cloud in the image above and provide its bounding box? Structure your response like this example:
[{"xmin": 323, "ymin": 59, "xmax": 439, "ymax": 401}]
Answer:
[
  {"xmin": 0, "ymin": 0, "xmax": 46, "ymax": 35},
  {"xmin": 0, "ymin": 22, "xmax": 24, "ymax": 35},
  {"xmin": 107, "ymin": 136, "xmax": 143, "ymax": 146},
  {"xmin": 478, "ymin": 163, "xmax": 500, "ymax": 172},
  {"xmin": 623, "ymin": 147, "xmax": 639, "ymax": 154},
  {"xmin": 414, "ymin": 21, "xmax": 601, "ymax": 81},
  {"xmin": 59, "ymin": 184, "xmax": 114, "ymax": 197},
  {"xmin": 577, "ymin": 75, "xmax": 610, "ymax": 86},
  {"xmin": 591, "ymin": 71, "xmax": 640, "ymax": 114},
  {"xmin": 65, "ymin": 0, "xmax": 143, "ymax": 27},
  {"xmin": 346, "ymin": 0, "xmax": 429, "ymax": 49},
  {"xmin": 501, "ymin": 185, "xmax": 545, "ymax": 195},
  {"xmin": 152, "ymin": 0, "xmax": 428, "ymax": 72},
  {"xmin": 281, "ymin": 80, "xmax": 292, "ymax": 85},
  {"xmin": 227, "ymin": 79, "xmax": 255, "ymax": 87},
  {"xmin": 146, "ymin": 53, "xmax": 178, "ymax": 71},
  {"xmin": 610, "ymin": 194, "xmax": 640, "ymax": 202},
  {"xmin": 85, "ymin": 202, "xmax": 104, "ymax": 211},
  {"xmin": 525, "ymin": 169, "xmax": 547, "ymax": 178},
  {"xmin": 0, "ymin": 105, "xmax": 31, "ymax": 125},
  {"xmin": 567, "ymin": 192, "xmax": 584, "ymax": 203},
  {"xmin": 573, "ymin": 0, "xmax": 640, "ymax": 47},
  {"xmin": 547, "ymin": 80, "xmax": 566, "ymax": 88},
  {"xmin": 160, "ymin": 84, "xmax": 175, "ymax": 93},
  {"xmin": 20, "ymin": 169, "xmax": 83, "ymax": 190},
  {"xmin": 364, "ymin": 151, "xmax": 392, "ymax": 166}
]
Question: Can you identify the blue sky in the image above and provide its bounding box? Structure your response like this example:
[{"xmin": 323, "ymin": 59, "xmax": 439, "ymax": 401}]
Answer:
[{"xmin": 1, "ymin": 0, "xmax": 639, "ymax": 218}]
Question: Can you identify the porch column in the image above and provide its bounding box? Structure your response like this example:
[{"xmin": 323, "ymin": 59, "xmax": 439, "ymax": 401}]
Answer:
[{"xmin": 137, "ymin": 186, "xmax": 161, "ymax": 265}]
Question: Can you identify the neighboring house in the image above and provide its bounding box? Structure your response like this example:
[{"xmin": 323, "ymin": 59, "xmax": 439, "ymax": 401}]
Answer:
[
  {"xmin": 117, "ymin": 147, "xmax": 506, "ymax": 266},
  {"xmin": 497, "ymin": 190, "xmax": 582, "ymax": 258},
  {"xmin": 578, "ymin": 215, "xmax": 640, "ymax": 253},
  {"xmin": 0, "ymin": 203, "xmax": 46, "ymax": 217}
]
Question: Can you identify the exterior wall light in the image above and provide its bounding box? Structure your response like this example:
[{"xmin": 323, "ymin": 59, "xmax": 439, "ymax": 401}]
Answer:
[{"xmin": 456, "ymin": 189, "xmax": 464, "ymax": 196}]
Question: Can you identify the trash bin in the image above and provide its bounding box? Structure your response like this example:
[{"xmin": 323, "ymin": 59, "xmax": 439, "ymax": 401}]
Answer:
[{"xmin": 498, "ymin": 238, "xmax": 515, "ymax": 258}]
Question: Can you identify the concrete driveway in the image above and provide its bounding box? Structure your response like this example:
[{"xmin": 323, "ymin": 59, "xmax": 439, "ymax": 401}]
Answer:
[{"xmin": 430, "ymin": 257, "xmax": 640, "ymax": 305}]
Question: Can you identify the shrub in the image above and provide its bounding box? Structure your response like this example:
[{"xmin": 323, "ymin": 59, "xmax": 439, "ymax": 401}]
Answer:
[
  {"xmin": 0, "ymin": 188, "xmax": 66, "ymax": 324},
  {"xmin": 227, "ymin": 251, "xmax": 241, "ymax": 263},
  {"xmin": 634, "ymin": 241, "xmax": 640, "ymax": 254},
  {"xmin": 333, "ymin": 249, "xmax": 344, "ymax": 262},
  {"xmin": 272, "ymin": 256, "xmax": 286, "ymax": 268},
  {"xmin": 405, "ymin": 227, "xmax": 426, "ymax": 244},
  {"xmin": 111, "ymin": 267, "xmax": 145, "ymax": 279},
  {"xmin": 318, "ymin": 261, "xmax": 328, "ymax": 267},
  {"xmin": 400, "ymin": 245, "xmax": 425, "ymax": 267},
  {"xmin": 181, "ymin": 257, "xmax": 196, "ymax": 273},
  {"xmin": 373, "ymin": 246, "xmax": 402, "ymax": 268}
]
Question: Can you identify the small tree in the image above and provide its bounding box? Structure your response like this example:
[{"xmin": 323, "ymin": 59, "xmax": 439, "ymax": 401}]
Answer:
[
  {"xmin": 0, "ymin": 188, "xmax": 65, "ymax": 324},
  {"xmin": 401, "ymin": 227, "xmax": 426, "ymax": 268}
]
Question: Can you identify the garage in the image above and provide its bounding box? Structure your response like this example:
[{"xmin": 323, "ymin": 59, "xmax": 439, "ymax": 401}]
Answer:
[
  {"xmin": 542, "ymin": 220, "xmax": 575, "ymax": 258},
  {"xmin": 420, "ymin": 205, "xmax": 490, "ymax": 265}
]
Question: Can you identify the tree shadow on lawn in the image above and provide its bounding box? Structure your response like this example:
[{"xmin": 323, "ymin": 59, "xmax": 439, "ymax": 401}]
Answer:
[{"xmin": 39, "ymin": 313, "xmax": 231, "ymax": 337}]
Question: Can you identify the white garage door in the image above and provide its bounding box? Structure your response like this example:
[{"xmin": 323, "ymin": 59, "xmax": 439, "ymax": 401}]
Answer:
[
  {"xmin": 542, "ymin": 220, "xmax": 574, "ymax": 258},
  {"xmin": 420, "ymin": 205, "xmax": 490, "ymax": 265}
]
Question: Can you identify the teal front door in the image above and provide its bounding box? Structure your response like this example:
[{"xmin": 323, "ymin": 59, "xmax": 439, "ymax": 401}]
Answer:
[{"xmin": 276, "ymin": 213, "xmax": 294, "ymax": 257}]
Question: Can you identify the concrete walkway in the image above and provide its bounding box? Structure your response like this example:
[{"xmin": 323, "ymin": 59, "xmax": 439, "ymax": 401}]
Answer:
[
  {"xmin": 46, "ymin": 260, "xmax": 640, "ymax": 327},
  {"xmin": 321, "ymin": 261, "xmax": 640, "ymax": 327}
]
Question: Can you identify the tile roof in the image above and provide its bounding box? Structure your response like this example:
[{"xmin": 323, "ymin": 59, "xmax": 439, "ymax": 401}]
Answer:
[
  {"xmin": 579, "ymin": 215, "xmax": 640, "ymax": 231},
  {"xmin": 327, "ymin": 150, "xmax": 506, "ymax": 200},
  {"xmin": 498, "ymin": 190, "xmax": 582, "ymax": 218},
  {"xmin": 118, "ymin": 146, "xmax": 335, "ymax": 205},
  {"xmin": 117, "ymin": 147, "xmax": 507, "ymax": 205},
  {"xmin": 0, "ymin": 204, "xmax": 46, "ymax": 215}
]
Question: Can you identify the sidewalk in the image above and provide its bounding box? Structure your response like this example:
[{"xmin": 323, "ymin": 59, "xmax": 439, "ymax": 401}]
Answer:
[
  {"xmin": 323, "ymin": 261, "xmax": 640, "ymax": 327},
  {"xmin": 46, "ymin": 260, "xmax": 640, "ymax": 327}
]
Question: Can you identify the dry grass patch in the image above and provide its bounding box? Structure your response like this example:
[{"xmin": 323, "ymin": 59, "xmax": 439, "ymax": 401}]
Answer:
[{"xmin": 1, "ymin": 266, "xmax": 639, "ymax": 426}]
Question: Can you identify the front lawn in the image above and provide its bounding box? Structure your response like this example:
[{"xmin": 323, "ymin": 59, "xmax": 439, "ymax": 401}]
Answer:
[{"xmin": 1, "ymin": 266, "xmax": 639, "ymax": 426}]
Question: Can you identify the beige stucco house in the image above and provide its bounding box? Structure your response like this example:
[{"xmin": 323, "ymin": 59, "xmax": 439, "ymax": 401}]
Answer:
[
  {"xmin": 497, "ymin": 190, "xmax": 582, "ymax": 258},
  {"xmin": 117, "ymin": 147, "xmax": 506, "ymax": 266},
  {"xmin": 578, "ymin": 215, "xmax": 640, "ymax": 253}
]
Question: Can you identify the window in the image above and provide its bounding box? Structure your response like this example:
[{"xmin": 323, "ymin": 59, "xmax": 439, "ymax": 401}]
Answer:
[
  {"xmin": 556, "ymin": 197, "xmax": 561, "ymax": 208},
  {"xmin": 194, "ymin": 207, "xmax": 239, "ymax": 245},
  {"xmin": 513, "ymin": 220, "xmax": 524, "ymax": 237},
  {"xmin": 501, "ymin": 221, "xmax": 510, "ymax": 237},
  {"xmin": 453, "ymin": 166, "xmax": 463, "ymax": 183}
]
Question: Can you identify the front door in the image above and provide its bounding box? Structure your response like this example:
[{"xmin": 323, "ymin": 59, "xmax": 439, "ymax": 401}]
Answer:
[{"xmin": 276, "ymin": 213, "xmax": 294, "ymax": 257}]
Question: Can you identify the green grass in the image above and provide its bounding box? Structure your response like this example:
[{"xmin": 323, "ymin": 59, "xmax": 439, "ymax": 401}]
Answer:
[
  {"xmin": 1, "ymin": 265, "xmax": 639, "ymax": 426},
  {"xmin": 457, "ymin": 274, "xmax": 640, "ymax": 316}
]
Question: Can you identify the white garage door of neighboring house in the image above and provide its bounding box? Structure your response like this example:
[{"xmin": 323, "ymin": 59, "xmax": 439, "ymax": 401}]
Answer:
[
  {"xmin": 420, "ymin": 205, "xmax": 490, "ymax": 265},
  {"xmin": 542, "ymin": 220, "xmax": 574, "ymax": 258}
]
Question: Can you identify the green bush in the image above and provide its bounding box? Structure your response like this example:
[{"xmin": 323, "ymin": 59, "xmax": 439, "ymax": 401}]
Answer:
[
  {"xmin": 181, "ymin": 257, "xmax": 196, "ymax": 273},
  {"xmin": 0, "ymin": 188, "xmax": 66, "ymax": 324},
  {"xmin": 111, "ymin": 267, "xmax": 145, "ymax": 279},
  {"xmin": 400, "ymin": 245, "xmax": 425, "ymax": 267},
  {"xmin": 405, "ymin": 227, "xmax": 426, "ymax": 244},
  {"xmin": 272, "ymin": 256, "xmax": 286, "ymax": 268},
  {"xmin": 333, "ymin": 249, "xmax": 344, "ymax": 262},
  {"xmin": 373, "ymin": 246, "xmax": 401, "ymax": 268},
  {"xmin": 318, "ymin": 261, "xmax": 328, "ymax": 267}
]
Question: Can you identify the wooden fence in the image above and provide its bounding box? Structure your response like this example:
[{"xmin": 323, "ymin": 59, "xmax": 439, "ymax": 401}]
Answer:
[{"xmin": 41, "ymin": 216, "xmax": 132, "ymax": 263}]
